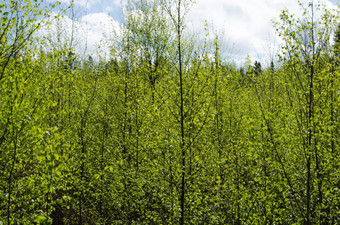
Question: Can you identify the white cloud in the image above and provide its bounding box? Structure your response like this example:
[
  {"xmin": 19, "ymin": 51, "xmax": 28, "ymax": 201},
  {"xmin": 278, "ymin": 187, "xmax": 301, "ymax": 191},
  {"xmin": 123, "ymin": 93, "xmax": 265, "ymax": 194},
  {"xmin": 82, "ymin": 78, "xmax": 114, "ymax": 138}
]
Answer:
[
  {"xmin": 43, "ymin": 0, "xmax": 337, "ymax": 65},
  {"xmin": 189, "ymin": 0, "xmax": 338, "ymax": 65},
  {"xmin": 80, "ymin": 13, "xmax": 121, "ymax": 56},
  {"xmin": 39, "ymin": 12, "xmax": 120, "ymax": 59}
]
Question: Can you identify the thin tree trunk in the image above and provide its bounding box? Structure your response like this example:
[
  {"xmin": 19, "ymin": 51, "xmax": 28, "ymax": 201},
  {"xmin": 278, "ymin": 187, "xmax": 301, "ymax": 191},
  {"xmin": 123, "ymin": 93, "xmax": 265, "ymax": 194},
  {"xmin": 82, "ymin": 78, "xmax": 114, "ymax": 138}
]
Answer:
[
  {"xmin": 7, "ymin": 134, "xmax": 17, "ymax": 225},
  {"xmin": 177, "ymin": 1, "xmax": 185, "ymax": 224}
]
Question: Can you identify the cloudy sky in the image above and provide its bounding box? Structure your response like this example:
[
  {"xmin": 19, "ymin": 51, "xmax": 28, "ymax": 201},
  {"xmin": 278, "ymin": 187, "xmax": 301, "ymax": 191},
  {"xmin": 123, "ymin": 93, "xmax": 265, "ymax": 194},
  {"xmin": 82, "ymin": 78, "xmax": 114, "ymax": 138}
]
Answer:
[{"xmin": 50, "ymin": 0, "xmax": 338, "ymax": 65}]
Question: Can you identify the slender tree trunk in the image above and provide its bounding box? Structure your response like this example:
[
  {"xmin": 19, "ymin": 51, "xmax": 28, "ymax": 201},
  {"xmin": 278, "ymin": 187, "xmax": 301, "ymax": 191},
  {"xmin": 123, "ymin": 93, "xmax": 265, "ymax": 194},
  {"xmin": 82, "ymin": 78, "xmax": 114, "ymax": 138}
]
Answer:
[
  {"xmin": 100, "ymin": 106, "xmax": 107, "ymax": 218},
  {"xmin": 306, "ymin": 4, "xmax": 315, "ymax": 224},
  {"xmin": 79, "ymin": 118, "xmax": 86, "ymax": 225},
  {"xmin": 176, "ymin": 1, "xmax": 185, "ymax": 224},
  {"xmin": 135, "ymin": 78, "xmax": 140, "ymax": 171},
  {"xmin": 7, "ymin": 135, "xmax": 17, "ymax": 225}
]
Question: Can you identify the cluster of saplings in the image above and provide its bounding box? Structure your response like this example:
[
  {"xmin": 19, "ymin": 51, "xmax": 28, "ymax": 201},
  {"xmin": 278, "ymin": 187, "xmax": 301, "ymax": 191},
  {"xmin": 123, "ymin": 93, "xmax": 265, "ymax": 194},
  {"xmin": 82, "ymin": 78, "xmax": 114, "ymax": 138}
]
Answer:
[{"xmin": 1, "ymin": 0, "xmax": 340, "ymax": 224}]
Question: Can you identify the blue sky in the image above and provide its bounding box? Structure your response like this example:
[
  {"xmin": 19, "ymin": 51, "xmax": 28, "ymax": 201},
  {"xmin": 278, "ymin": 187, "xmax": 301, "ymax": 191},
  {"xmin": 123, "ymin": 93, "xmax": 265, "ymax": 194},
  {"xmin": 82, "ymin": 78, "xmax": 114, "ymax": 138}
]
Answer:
[{"xmin": 50, "ymin": 0, "xmax": 338, "ymax": 65}]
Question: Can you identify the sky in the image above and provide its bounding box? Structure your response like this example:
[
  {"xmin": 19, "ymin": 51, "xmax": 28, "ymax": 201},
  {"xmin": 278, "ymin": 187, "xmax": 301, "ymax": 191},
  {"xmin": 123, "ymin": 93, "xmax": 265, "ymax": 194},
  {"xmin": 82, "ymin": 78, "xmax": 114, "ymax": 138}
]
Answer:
[{"xmin": 48, "ymin": 0, "xmax": 339, "ymax": 66}]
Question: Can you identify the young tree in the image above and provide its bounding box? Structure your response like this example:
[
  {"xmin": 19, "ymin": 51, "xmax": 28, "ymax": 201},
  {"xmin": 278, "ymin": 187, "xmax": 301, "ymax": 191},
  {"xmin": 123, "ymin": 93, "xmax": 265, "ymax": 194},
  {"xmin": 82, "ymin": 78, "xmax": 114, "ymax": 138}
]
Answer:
[
  {"xmin": 124, "ymin": 0, "xmax": 171, "ymax": 103},
  {"xmin": 0, "ymin": 0, "xmax": 66, "ymax": 223},
  {"xmin": 272, "ymin": 1, "xmax": 340, "ymax": 223}
]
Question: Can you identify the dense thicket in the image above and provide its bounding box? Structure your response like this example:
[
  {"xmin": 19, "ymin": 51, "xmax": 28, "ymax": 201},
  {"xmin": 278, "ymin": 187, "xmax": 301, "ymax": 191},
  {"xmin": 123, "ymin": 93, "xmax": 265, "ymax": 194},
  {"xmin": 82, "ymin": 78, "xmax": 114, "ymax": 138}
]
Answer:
[{"xmin": 1, "ymin": 0, "xmax": 340, "ymax": 224}]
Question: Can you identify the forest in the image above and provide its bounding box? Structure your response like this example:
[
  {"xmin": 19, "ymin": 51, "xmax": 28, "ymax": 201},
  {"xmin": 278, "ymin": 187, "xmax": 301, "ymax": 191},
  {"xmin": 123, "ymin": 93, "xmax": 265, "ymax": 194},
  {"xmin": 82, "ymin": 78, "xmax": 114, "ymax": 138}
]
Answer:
[{"xmin": 1, "ymin": 0, "xmax": 340, "ymax": 224}]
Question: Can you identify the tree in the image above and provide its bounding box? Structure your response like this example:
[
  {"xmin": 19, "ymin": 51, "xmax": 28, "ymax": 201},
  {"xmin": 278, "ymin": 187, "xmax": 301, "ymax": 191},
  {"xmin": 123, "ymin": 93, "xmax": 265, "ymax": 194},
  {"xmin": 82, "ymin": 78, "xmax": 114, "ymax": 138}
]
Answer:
[
  {"xmin": 272, "ymin": 1, "xmax": 340, "ymax": 223},
  {"xmin": 0, "ymin": 1, "xmax": 64, "ymax": 223},
  {"xmin": 124, "ymin": 0, "xmax": 171, "ymax": 103}
]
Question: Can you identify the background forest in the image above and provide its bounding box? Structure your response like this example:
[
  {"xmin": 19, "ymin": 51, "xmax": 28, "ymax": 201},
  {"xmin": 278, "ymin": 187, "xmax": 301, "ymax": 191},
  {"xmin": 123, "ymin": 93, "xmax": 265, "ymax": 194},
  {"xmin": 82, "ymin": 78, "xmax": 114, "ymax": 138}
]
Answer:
[{"xmin": 1, "ymin": 0, "xmax": 340, "ymax": 224}]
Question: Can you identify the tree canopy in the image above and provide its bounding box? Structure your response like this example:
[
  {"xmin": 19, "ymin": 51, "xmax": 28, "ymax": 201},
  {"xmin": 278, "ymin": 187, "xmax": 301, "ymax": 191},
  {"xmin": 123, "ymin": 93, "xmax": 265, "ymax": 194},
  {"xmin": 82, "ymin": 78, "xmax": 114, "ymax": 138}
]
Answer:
[{"xmin": 1, "ymin": 0, "xmax": 340, "ymax": 224}]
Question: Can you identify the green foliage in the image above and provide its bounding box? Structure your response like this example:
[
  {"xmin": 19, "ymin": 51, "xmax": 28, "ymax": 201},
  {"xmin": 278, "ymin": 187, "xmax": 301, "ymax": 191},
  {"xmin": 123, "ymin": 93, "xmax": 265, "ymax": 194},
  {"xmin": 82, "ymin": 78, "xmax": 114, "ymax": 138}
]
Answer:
[{"xmin": 1, "ymin": 0, "xmax": 340, "ymax": 224}]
